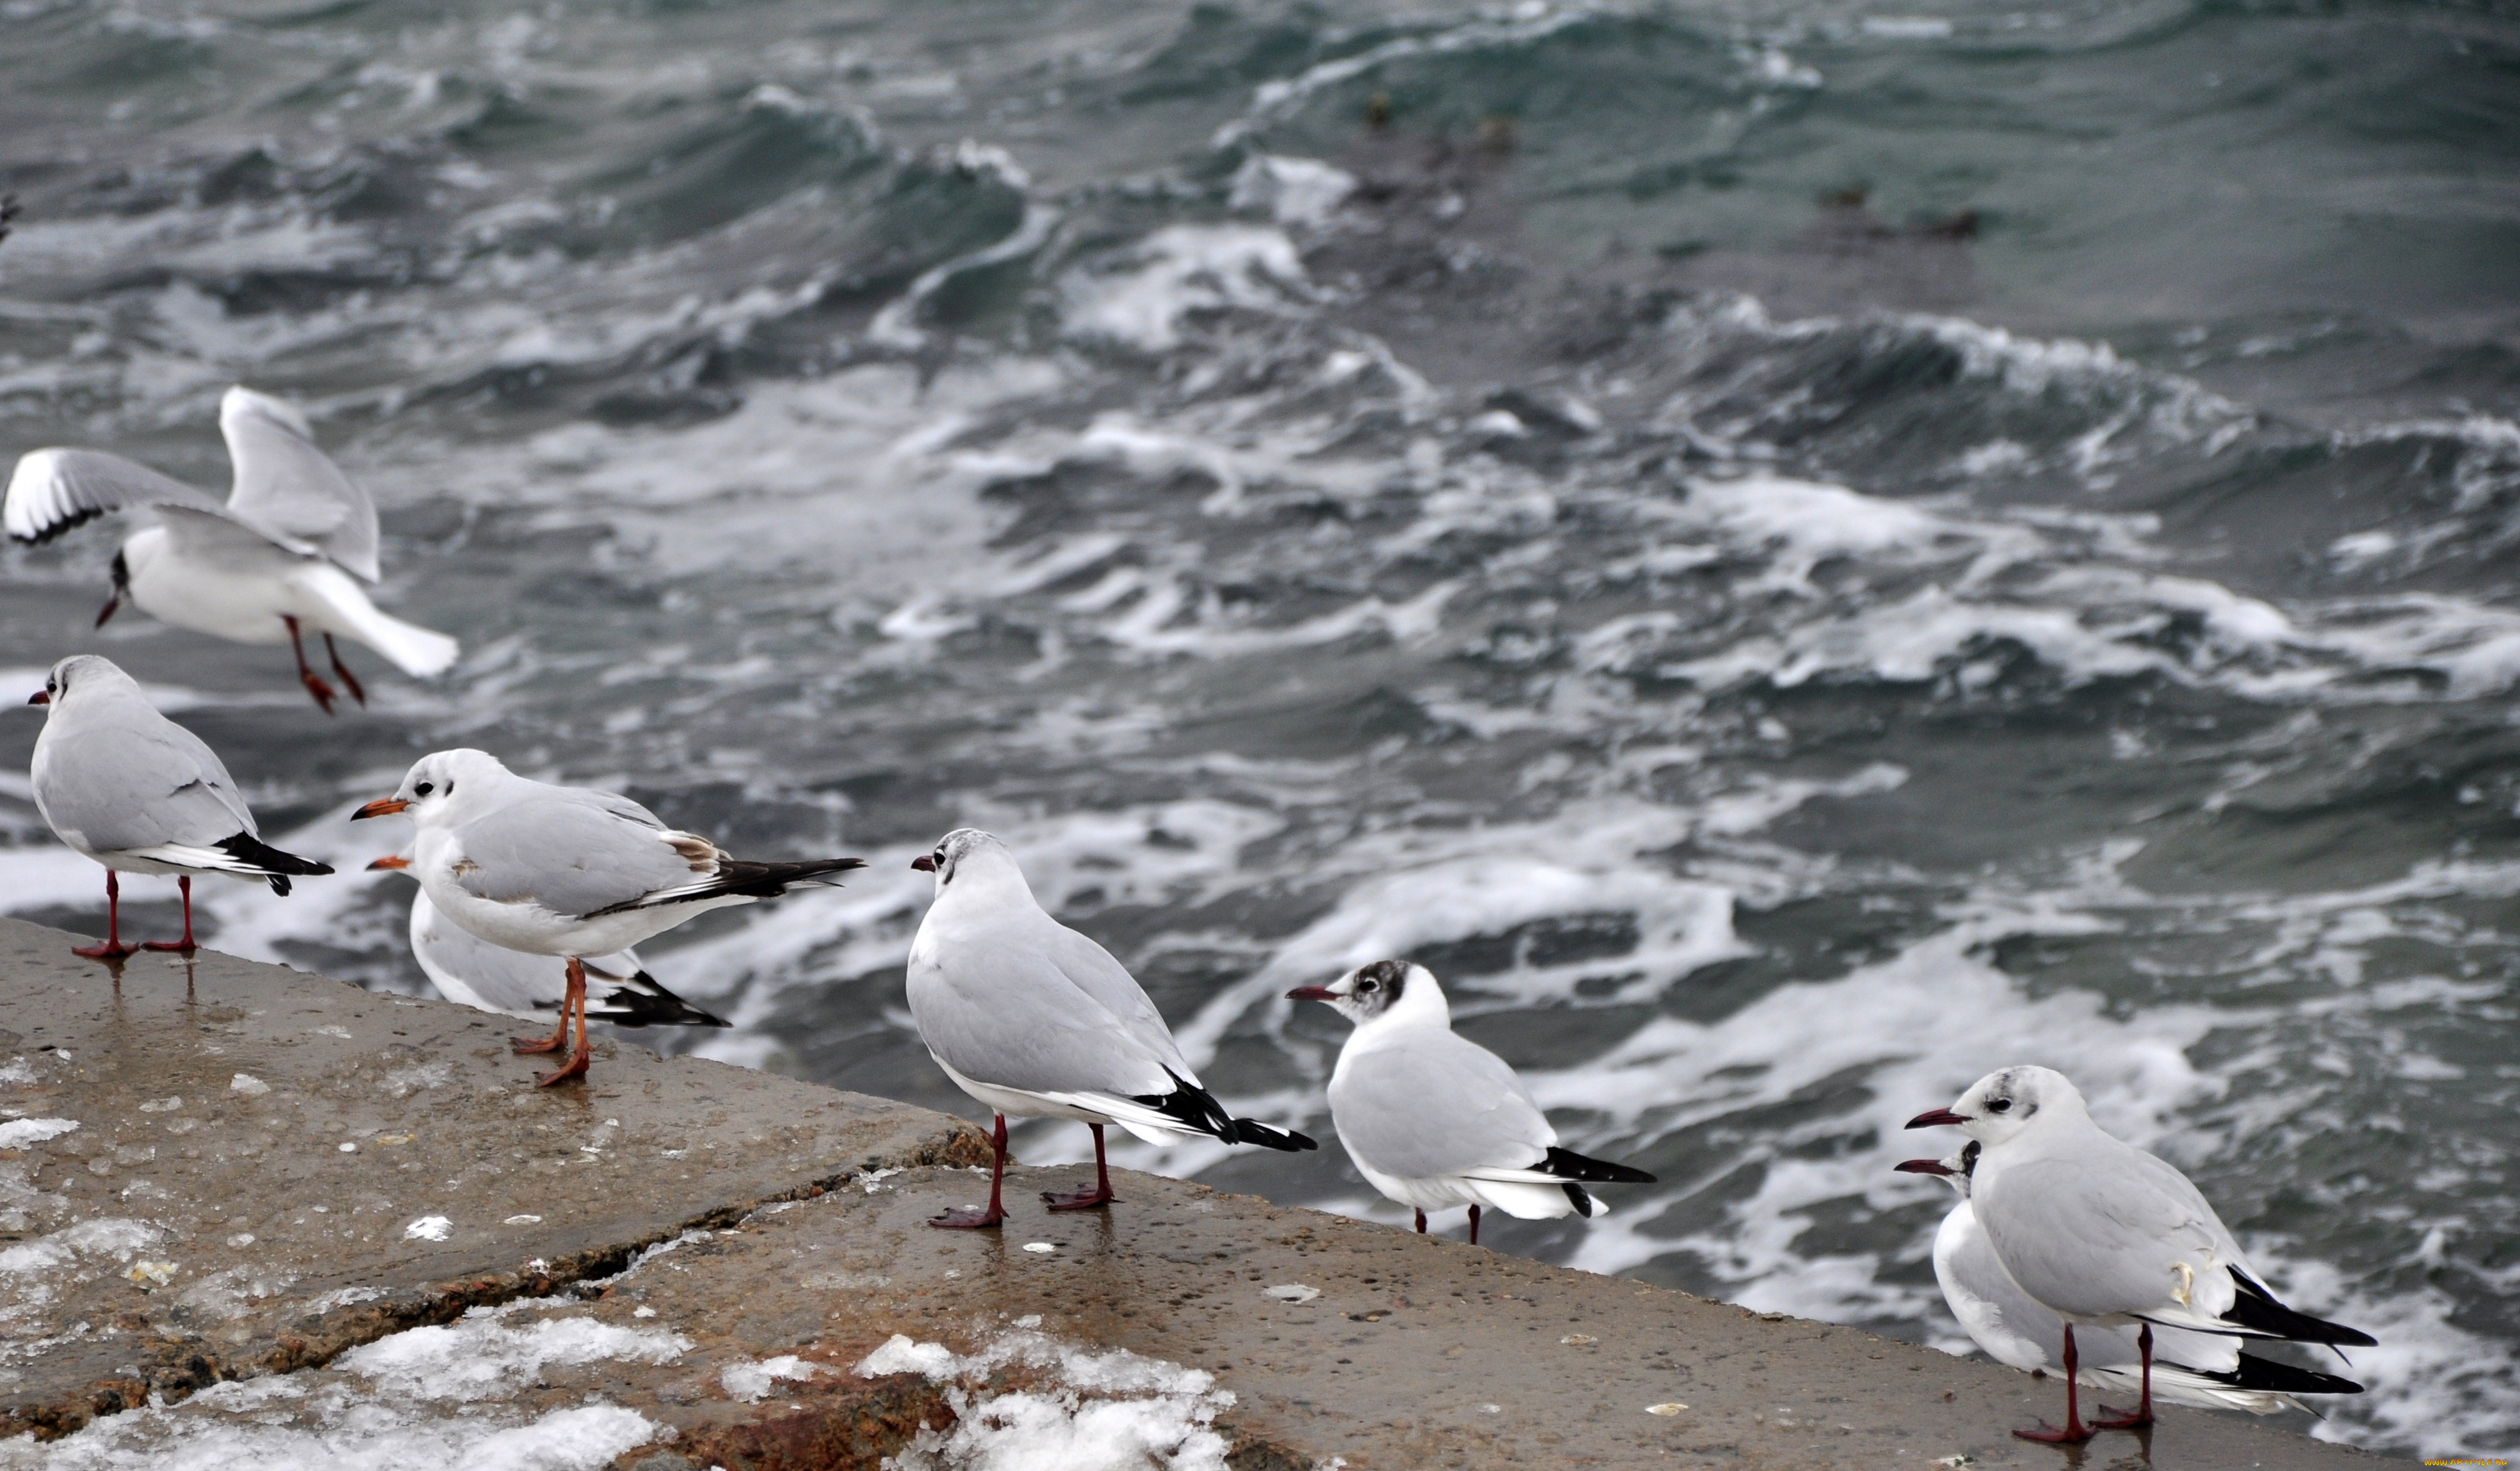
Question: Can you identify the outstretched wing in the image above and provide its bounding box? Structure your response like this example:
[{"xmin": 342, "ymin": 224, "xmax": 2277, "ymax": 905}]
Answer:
[
  {"xmin": 219, "ymin": 387, "xmax": 381, "ymax": 580},
  {"xmin": 4, "ymin": 447, "xmax": 263, "ymax": 546}
]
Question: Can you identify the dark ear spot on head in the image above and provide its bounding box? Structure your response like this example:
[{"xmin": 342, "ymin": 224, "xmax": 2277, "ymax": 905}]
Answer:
[
  {"xmin": 1359, "ymin": 960, "xmax": 1408, "ymax": 1005},
  {"xmin": 1961, "ymin": 1139, "xmax": 1982, "ymax": 1174}
]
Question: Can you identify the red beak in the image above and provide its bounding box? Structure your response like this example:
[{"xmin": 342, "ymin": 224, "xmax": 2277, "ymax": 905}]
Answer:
[
  {"xmin": 1906, "ymin": 1108, "xmax": 1968, "ymax": 1129},
  {"xmin": 1285, "ymin": 986, "xmax": 1338, "ymax": 1002},
  {"xmin": 366, "ymin": 855, "xmax": 411, "ymax": 871},
  {"xmin": 26, "ymin": 691, "xmax": 47, "ymax": 706},
  {"xmin": 351, "ymin": 797, "xmax": 410, "ymax": 820},
  {"xmin": 1893, "ymin": 1158, "xmax": 1955, "ymax": 1176},
  {"xmin": 911, "ymin": 855, "xmax": 935, "ymax": 873}
]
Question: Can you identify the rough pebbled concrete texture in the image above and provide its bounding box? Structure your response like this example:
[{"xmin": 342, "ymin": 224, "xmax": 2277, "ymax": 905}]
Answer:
[
  {"xmin": 0, "ymin": 920, "xmax": 2411, "ymax": 1466},
  {"xmin": 0, "ymin": 917, "xmax": 986, "ymax": 1440}
]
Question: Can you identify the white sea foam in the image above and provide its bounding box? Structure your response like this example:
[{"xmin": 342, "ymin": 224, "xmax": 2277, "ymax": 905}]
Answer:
[{"xmin": 1060, "ymin": 225, "xmax": 1312, "ymax": 353}]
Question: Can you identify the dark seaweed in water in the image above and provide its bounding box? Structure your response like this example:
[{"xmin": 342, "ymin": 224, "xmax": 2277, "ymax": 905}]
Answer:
[{"xmin": 2, "ymin": 1, "xmax": 2517, "ymax": 1455}]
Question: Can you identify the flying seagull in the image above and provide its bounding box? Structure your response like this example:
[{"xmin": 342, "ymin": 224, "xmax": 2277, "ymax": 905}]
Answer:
[
  {"xmin": 1897, "ymin": 1142, "xmax": 2362, "ymax": 1415},
  {"xmin": 369, "ymin": 855, "xmax": 729, "ymax": 1030},
  {"xmin": 27, "ymin": 654, "xmax": 332, "ymax": 957},
  {"xmin": 1907, "ymin": 1065, "xmax": 2374, "ymax": 1442},
  {"xmin": 1287, "ymin": 959, "xmax": 1654, "ymax": 1245},
  {"xmin": 353, "ymin": 749, "xmax": 860, "ymax": 1085},
  {"xmin": 905, "ymin": 828, "xmax": 1315, "ymax": 1229},
  {"xmin": 5, "ymin": 386, "xmax": 458, "ymax": 713}
]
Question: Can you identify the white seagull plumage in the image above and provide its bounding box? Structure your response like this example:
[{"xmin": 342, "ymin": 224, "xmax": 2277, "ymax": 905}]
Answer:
[
  {"xmin": 26, "ymin": 654, "xmax": 332, "ymax": 958},
  {"xmin": 353, "ymin": 749, "xmax": 861, "ymax": 1084},
  {"xmin": 5, "ymin": 386, "xmax": 457, "ymax": 712},
  {"xmin": 1897, "ymin": 1143, "xmax": 2360, "ymax": 1417},
  {"xmin": 904, "ymin": 828, "xmax": 1313, "ymax": 1228},
  {"xmin": 368, "ymin": 855, "xmax": 728, "ymax": 1030},
  {"xmin": 1907, "ymin": 1065, "xmax": 2373, "ymax": 1442},
  {"xmin": 1288, "ymin": 960, "xmax": 1653, "ymax": 1244}
]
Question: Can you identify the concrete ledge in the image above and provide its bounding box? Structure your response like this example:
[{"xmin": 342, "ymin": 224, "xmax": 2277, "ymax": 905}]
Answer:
[
  {"xmin": 0, "ymin": 917, "xmax": 986, "ymax": 1440},
  {"xmin": 0, "ymin": 921, "xmax": 2409, "ymax": 1466}
]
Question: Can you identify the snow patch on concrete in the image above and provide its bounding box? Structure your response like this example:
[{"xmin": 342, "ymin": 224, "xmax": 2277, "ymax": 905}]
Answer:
[{"xmin": 858, "ymin": 1329, "xmax": 1233, "ymax": 1470}]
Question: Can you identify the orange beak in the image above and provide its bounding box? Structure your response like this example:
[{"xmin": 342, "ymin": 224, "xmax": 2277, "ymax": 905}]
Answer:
[
  {"xmin": 366, "ymin": 855, "xmax": 411, "ymax": 871},
  {"xmin": 26, "ymin": 691, "xmax": 47, "ymax": 706},
  {"xmin": 351, "ymin": 798, "xmax": 410, "ymax": 820}
]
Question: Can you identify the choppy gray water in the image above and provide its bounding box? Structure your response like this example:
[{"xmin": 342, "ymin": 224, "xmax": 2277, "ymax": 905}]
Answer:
[{"xmin": 4, "ymin": 1, "xmax": 2517, "ymax": 1454}]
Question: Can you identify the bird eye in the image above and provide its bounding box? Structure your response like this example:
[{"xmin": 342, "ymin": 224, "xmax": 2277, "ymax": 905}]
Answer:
[
  {"xmin": 1357, "ymin": 980, "xmax": 1377, "ymax": 992},
  {"xmin": 414, "ymin": 781, "xmax": 434, "ymax": 797},
  {"xmin": 1989, "ymin": 1098, "xmax": 2012, "ymax": 1113}
]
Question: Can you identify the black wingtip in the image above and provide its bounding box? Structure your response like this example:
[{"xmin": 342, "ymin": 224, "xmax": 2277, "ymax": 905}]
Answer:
[
  {"xmin": 217, "ymin": 833, "xmax": 333, "ymax": 891},
  {"xmin": 2205, "ymin": 1352, "xmax": 2365, "ymax": 1397},
  {"xmin": 1541, "ymin": 1145, "xmax": 1656, "ymax": 1184},
  {"xmin": 589, "ymin": 970, "xmax": 731, "ymax": 1029},
  {"xmin": 16, "ymin": 505, "xmax": 105, "ymax": 547},
  {"xmin": 1230, "ymin": 1118, "xmax": 1317, "ymax": 1152},
  {"xmin": 1129, "ymin": 1068, "xmax": 1239, "ymax": 1145},
  {"xmin": 1562, "ymin": 1182, "xmax": 1598, "ymax": 1217},
  {"xmin": 2224, "ymin": 1269, "xmax": 2378, "ymax": 1348}
]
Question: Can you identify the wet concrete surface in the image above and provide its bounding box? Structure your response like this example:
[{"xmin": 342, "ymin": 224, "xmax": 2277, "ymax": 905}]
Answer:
[
  {"xmin": 0, "ymin": 920, "xmax": 2408, "ymax": 1466},
  {"xmin": 540, "ymin": 1161, "xmax": 2408, "ymax": 1470},
  {"xmin": 0, "ymin": 917, "xmax": 986, "ymax": 1439}
]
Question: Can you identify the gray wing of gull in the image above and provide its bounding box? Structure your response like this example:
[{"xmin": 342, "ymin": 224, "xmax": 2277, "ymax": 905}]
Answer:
[
  {"xmin": 1327, "ymin": 1027, "xmax": 1557, "ymax": 1182},
  {"xmin": 1974, "ymin": 1144, "xmax": 2252, "ymax": 1324},
  {"xmin": 447, "ymin": 791, "xmax": 696, "ymax": 919},
  {"xmin": 906, "ymin": 927, "xmax": 1176, "ymax": 1099},
  {"xmin": 32, "ymin": 689, "xmax": 256, "ymax": 853},
  {"xmin": 1939, "ymin": 1198, "xmax": 2243, "ymax": 1375},
  {"xmin": 218, "ymin": 388, "xmax": 380, "ymax": 580},
  {"xmin": 4, "ymin": 448, "xmax": 303, "ymax": 550},
  {"xmin": 1040, "ymin": 921, "xmax": 1198, "ymax": 1080},
  {"xmin": 409, "ymin": 890, "xmax": 640, "ymax": 1016}
]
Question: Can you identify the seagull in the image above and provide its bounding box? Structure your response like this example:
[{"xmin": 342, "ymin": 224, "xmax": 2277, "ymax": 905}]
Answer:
[
  {"xmin": 904, "ymin": 828, "xmax": 1315, "ymax": 1230},
  {"xmin": 1287, "ymin": 960, "xmax": 1654, "ymax": 1245},
  {"xmin": 351, "ymin": 749, "xmax": 862, "ymax": 1085},
  {"xmin": 4, "ymin": 386, "xmax": 459, "ymax": 713},
  {"xmin": 1907, "ymin": 1065, "xmax": 2376, "ymax": 1442},
  {"xmin": 26, "ymin": 654, "xmax": 333, "ymax": 958},
  {"xmin": 367, "ymin": 855, "xmax": 730, "ymax": 1033},
  {"xmin": 1896, "ymin": 1142, "xmax": 2362, "ymax": 1416}
]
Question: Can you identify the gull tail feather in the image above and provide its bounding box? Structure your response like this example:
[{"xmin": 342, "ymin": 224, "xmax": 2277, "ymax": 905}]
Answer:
[
  {"xmin": 302, "ymin": 565, "xmax": 459, "ymax": 676},
  {"xmin": 1460, "ymin": 1177, "xmax": 1591, "ymax": 1221}
]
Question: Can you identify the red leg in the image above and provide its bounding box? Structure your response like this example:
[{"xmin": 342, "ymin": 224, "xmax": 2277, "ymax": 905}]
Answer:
[
  {"xmin": 2095, "ymin": 1322, "xmax": 2157, "ymax": 1429},
  {"xmin": 1468, "ymin": 1203, "xmax": 1481, "ymax": 1246},
  {"xmin": 323, "ymin": 634, "xmax": 367, "ymax": 708},
  {"xmin": 73, "ymin": 871, "xmax": 138, "ymax": 959},
  {"xmin": 512, "ymin": 956, "xmax": 574, "ymax": 1053},
  {"xmin": 284, "ymin": 616, "xmax": 338, "ymax": 714},
  {"xmin": 536, "ymin": 959, "xmax": 593, "ymax": 1086},
  {"xmin": 512, "ymin": 996, "xmax": 572, "ymax": 1055},
  {"xmin": 932, "ymin": 1115, "xmax": 1009, "ymax": 1228},
  {"xmin": 2015, "ymin": 1323, "xmax": 2095, "ymax": 1444},
  {"xmin": 1042, "ymin": 1122, "xmax": 1119, "ymax": 1210},
  {"xmin": 1414, "ymin": 1208, "xmax": 1427, "ymax": 1233},
  {"xmin": 144, "ymin": 875, "xmax": 197, "ymax": 953}
]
